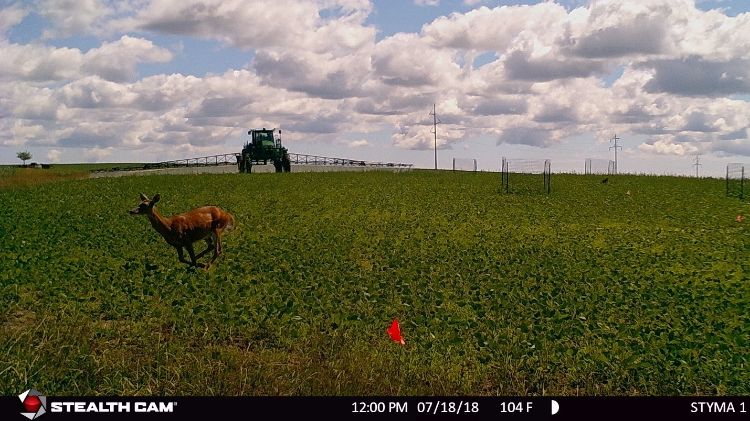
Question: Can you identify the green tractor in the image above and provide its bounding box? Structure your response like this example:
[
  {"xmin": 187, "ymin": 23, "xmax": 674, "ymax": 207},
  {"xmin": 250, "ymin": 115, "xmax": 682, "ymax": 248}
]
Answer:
[{"xmin": 238, "ymin": 128, "xmax": 291, "ymax": 173}]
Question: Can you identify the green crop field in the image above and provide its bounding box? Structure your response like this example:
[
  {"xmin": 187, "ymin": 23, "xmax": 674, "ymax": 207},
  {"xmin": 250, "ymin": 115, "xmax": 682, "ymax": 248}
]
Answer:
[
  {"xmin": 0, "ymin": 164, "xmax": 137, "ymax": 190},
  {"xmin": 1, "ymin": 171, "xmax": 748, "ymax": 396}
]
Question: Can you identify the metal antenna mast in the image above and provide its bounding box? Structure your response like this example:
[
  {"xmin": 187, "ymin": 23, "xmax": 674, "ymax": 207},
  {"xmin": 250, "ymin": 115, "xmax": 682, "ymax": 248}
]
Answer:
[
  {"xmin": 430, "ymin": 103, "xmax": 440, "ymax": 170},
  {"xmin": 694, "ymin": 154, "xmax": 702, "ymax": 177},
  {"xmin": 609, "ymin": 134, "xmax": 622, "ymax": 174}
]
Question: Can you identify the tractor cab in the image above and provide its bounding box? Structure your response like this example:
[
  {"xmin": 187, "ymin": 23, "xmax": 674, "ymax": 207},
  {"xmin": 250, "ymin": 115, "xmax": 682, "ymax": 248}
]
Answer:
[
  {"xmin": 249, "ymin": 128, "xmax": 278, "ymax": 149},
  {"xmin": 238, "ymin": 128, "xmax": 291, "ymax": 173}
]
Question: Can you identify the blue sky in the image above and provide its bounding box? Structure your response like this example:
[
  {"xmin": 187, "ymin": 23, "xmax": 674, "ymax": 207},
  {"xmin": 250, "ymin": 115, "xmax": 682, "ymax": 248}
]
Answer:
[{"xmin": 1, "ymin": 0, "xmax": 749, "ymax": 176}]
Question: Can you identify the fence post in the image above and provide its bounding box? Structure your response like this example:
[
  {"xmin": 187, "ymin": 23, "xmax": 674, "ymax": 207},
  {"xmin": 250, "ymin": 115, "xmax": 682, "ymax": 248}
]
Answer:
[
  {"xmin": 501, "ymin": 157, "xmax": 508, "ymax": 193},
  {"xmin": 727, "ymin": 165, "xmax": 729, "ymax": 197}
]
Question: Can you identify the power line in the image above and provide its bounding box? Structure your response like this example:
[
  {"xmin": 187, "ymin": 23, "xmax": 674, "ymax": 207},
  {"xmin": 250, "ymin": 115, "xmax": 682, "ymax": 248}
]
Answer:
[
  {"xmin": 429, "ymin": 103, "xmax": 441, "ymax": 170},
  {"xmin": 609, "ymin": 134, "xmax": 622, "ymax": 174},
  {"xmin": 694, "ymin": 154, "xmax": 702, "ymax": 177}
]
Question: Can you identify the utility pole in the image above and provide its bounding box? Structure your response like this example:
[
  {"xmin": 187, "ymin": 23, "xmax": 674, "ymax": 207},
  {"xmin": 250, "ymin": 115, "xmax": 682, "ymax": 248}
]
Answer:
[
  {"xmin": 693, "ymin": 154, "xmax": 702, "ymax": 177},
  {"xmin": 430, "ymin": 103, "xmax": 440, "ymax": 170},
  {"xmin": 609, "ymin": 134, "xmax": 622, "ymax": 174}
]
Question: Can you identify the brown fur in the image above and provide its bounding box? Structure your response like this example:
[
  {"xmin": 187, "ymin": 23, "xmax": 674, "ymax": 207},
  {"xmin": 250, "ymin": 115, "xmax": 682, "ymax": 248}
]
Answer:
[{"xmin": 130, "ymin": 194, "xmax": 235, "ymax": 268}]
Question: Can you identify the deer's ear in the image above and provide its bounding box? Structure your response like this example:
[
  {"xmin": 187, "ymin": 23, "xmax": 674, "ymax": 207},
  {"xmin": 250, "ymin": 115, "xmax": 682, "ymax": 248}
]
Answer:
[
  {"xmin": 152, "ymin": 194, "xmax": 161, "ymax": 204},
  {"xmin": 140, "ymin": 193, "xmax": 149, "ymax": 201}
]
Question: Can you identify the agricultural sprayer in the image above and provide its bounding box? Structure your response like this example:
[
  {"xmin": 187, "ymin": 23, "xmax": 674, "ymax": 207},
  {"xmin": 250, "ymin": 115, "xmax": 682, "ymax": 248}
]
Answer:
[{"xmin": 238, "ymin": 128, "xmax": 291, "ymax": 173}]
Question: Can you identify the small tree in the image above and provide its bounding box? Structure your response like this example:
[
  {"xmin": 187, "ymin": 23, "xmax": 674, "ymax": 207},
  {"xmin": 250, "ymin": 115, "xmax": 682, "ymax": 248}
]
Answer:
[{"xmin": 17, "ymin": 151, "xmax": 32, "ymax": 166}]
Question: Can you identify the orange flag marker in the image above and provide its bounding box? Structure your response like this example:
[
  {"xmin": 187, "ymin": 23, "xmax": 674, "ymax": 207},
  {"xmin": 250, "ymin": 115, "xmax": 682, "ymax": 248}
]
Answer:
[{"xmin": 387, "ymin": 319, "xmax": 405, "ymax": 345}]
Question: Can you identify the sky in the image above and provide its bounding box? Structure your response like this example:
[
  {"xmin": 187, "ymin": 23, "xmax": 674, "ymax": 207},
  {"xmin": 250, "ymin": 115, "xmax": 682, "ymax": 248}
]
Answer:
[{"xmin": 0, "ymin": 0, "xmax": 749, "ymax": 177}]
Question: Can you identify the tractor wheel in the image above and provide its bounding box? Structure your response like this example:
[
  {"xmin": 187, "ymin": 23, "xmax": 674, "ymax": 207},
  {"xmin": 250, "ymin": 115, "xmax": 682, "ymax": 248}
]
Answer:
[
  {"xmin": 282, "ymin": 153, "xmax": 291, "ymax": 172},
  {"xmin": 273, "ymin": 159, "xmax": 283, "ymax": 173}
]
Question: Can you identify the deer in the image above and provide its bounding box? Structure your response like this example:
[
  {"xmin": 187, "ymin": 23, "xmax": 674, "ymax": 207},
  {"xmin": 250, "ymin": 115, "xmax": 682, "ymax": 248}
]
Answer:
[{"xmin": 129, "ymin": 193, "xmax": 235, "ymax": 269}]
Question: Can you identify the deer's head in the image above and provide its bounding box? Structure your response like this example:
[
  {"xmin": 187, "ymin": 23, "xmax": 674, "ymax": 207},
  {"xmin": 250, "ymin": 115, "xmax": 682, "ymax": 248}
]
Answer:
[{"xmin": 130, "ymin": 193, "xmax": 161, "ymax": 215}]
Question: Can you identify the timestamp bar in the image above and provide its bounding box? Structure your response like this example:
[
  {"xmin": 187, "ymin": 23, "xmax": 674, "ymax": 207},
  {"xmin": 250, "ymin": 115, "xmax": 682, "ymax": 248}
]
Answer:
[{"xmin": 2, "ymin": 396, "xmax": 747, "ymax": 420}]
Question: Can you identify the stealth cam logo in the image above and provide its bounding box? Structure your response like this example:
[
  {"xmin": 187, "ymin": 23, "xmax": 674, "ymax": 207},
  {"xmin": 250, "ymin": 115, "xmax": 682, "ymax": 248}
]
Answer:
[{"xmin": 18, "ymin": 389, "xmax": 47, "ymax": 419}]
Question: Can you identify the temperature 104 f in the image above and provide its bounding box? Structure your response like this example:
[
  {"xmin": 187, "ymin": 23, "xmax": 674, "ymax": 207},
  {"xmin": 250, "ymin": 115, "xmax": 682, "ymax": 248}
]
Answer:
[{"xmin": 499, "ymin": 402, "xmax": 533, "ymax": 413}]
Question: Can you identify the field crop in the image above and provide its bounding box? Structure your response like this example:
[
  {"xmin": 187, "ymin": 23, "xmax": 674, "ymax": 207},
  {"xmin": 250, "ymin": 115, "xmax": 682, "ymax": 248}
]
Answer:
[
  {"xmin": 1, "ymin": 171, "xmax": 748, "ymax": 395},
  {"xmin": 0, "ymin": 164, "xmax": 136, "ymax": 190}
]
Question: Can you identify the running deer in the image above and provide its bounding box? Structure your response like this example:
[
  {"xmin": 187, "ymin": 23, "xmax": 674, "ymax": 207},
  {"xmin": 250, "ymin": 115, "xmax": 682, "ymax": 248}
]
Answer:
[{"xmin": 130, "ymin": 194, "xmax": 235, "ymax": 268}]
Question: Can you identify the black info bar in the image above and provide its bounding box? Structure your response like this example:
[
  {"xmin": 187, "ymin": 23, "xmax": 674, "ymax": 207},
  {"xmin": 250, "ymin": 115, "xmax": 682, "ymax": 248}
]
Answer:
[{"xmin": 3, "ymin": 396, "xmax": 748, "ymax": 420}]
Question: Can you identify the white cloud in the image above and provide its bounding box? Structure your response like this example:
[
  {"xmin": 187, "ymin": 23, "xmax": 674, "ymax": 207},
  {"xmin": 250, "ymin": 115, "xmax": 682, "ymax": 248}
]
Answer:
[
  {"xmin": 347, "ymin": 139, "xmax": 370, "ymax": 147},
  {"xmin": 82, "ymin": 35, "xmax": 173, "ymax": 82},
  {"xmin": 373, "ymin": 33, "xmax": 460, "ymax": 87},
  {"xmin": 37, "ymin": 0, "xmax": 111, "ymax": 38},
  {"xmin": 57, "ymin": 76, "xmax": 138, "ymax": 108},
  {"xmin": 391, "ymin": 121, "xmax": 465, "ymax": 150},
  {"xmin": 83, "ymin": 146, "xmax": 114, "ymax": 162},
  {"xmin": 2, "ymin": 83, "xmax": 61, "ymax": 120},
  {"xmin": 0, "ymin": 42, "xmax": 83, "ymax": 81},
  {"xmin": 712, "ymin": 138, "xmax": 750, "ymax": 156},
  {"xmin": 111, "ymin": 0, "xmax": 375, "ymax": 55},
  {"xmin": 0, "ymin": 4, "xmax": 28, "ymax": 36},
  {"xmin": 415, "ymin": 0, "xmax": 439, "ymax": 6},
  {"xmin": 638, "ymin": 137, "xmax": 699, "ymax": 156},
  {"xmin": 47, "ymin": 149, "xmax": 61, "ymax": 162},
  {"xmin": 640, "ymin": 57, "xmax": 750, "ymax": 97},
  {"xmin": 497, "ymin": 126, "xmax": 561, "ymax": 147},
  {"xmin": 0, "ymin": 35, "xmax": 172, "ymax": 82},
  {"xmin": 421, "ymin": 3, "xmax": 568, "ymax": 51},
  {"xmin": 503, "ymin": 50, "xmax": 607, "ymax": 81},
  {"xmin": 4, "ymin": 120, "xmax": 46, "ymax": 147},
  {"xmin": 2, "ymin": 0, "xmax": 750, "ymax": 164},
  {"xmin": 253, "ymin": 48, "xmax": 373, "ymax": 99}
]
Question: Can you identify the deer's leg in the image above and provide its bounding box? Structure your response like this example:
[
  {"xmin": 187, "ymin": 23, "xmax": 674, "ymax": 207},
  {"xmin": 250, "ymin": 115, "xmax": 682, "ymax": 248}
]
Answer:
[
  {"xmin": 209, "ymin": 231, "xmax": 221, "ymax": 265},
  {"xmin": 196, "ymin": 237, "xmax": 213, "ymax": 260},
  {"xmin": 176, "ymin": 246, "xmax": 192, "ymax": 266},
  {"xmin": 184, "ymin": 243, "xmax": 205, "ymax": 268}
]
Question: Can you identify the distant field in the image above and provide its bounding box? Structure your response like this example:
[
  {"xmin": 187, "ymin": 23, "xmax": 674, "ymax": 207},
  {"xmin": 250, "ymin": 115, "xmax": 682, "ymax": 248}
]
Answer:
[
  {"xmin": 1, "ymin": 171, "xmax": 748, "ymax": 395},
  {"xmin": 0, "ymin": 164, "xmax": 137, "ymax": 189}
]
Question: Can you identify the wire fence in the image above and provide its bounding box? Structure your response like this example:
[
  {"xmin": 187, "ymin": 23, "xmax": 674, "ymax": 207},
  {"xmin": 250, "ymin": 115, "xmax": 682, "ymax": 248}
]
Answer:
[
  {"xmin": 726, "ymin": 163, "xmax": 745, "ymax": 199},
  {"xmin": 501, "ymin": 157, "xmax": 551, "ymax": 194},
  {"xmin": 585, "ymin": 158, "xmax": 615, "ymax": 175},
  {"xmin": 452, "ymin": 158, "xmax": 478, "ymax": 172}
]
